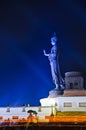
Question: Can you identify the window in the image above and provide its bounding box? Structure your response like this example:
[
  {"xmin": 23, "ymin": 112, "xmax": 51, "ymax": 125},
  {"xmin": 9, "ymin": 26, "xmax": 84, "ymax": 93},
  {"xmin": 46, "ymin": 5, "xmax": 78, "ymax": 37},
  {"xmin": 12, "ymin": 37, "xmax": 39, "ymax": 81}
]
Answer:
[
  {"xmin": 64, "ymin": 102, "xmax": 72, "ymax": 107},
  {"xmin": 74, "ymin": 82, "xmax": 78, "ymax": 86},
  {"xmin": 70, "ymin": 83, "xmax": 73, "ymax": 89},
  {"xmin": 79, "ymin": 102, "xmax": 86, "ymax": 107}
]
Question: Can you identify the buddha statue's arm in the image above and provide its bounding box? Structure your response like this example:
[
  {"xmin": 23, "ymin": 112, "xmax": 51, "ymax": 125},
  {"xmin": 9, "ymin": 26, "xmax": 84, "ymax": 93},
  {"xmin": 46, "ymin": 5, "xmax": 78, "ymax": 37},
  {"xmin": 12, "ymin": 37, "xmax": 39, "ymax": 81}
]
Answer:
[{"xmin": 43, "ymin": 50, "xmax": 49, "ymax": 57}]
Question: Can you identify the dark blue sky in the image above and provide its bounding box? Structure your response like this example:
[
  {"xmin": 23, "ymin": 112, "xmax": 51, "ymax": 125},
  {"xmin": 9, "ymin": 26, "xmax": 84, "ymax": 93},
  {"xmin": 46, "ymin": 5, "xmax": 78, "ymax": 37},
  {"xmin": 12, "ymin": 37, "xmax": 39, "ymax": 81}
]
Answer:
[{"xmin": 0, "ymin": 0, "xmax": 86, "ymax": 106}]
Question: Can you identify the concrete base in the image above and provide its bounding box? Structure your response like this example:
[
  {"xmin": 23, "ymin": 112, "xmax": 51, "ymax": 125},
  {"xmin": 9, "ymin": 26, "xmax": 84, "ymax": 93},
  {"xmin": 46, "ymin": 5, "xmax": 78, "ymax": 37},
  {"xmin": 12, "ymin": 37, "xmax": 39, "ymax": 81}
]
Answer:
[{"xmin": 40, "ymin": 96, "xmax": 86, "ymax": 111}]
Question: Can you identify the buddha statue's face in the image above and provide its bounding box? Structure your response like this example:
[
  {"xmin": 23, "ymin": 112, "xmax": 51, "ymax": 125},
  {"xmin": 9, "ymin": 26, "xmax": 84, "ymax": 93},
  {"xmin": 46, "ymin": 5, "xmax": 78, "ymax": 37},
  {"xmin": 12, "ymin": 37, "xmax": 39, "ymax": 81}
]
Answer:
[
  {"xmin": 51, "ymin": 36, "xmax": 57, "ymax": 46},
  {"xmin": 51, "ymin": 40, "xmax": 56, "ymax": 45}
]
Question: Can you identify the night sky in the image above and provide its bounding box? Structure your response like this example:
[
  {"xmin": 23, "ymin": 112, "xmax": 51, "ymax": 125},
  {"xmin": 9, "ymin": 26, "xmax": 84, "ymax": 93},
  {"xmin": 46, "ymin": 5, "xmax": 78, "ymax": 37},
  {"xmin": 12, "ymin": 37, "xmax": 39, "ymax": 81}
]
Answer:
[{"xmin": 0, "ymin": 0, "xmax": 86, "ymax": 106}]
